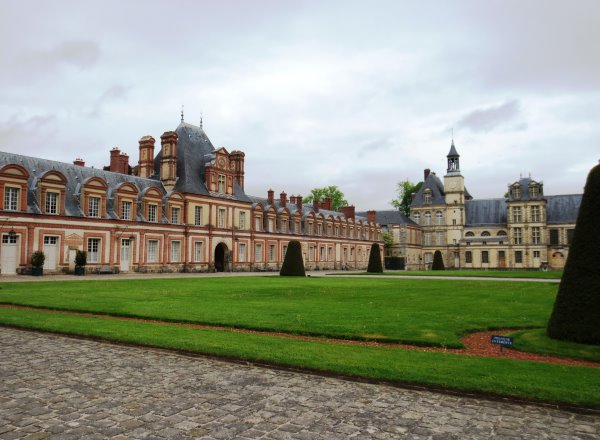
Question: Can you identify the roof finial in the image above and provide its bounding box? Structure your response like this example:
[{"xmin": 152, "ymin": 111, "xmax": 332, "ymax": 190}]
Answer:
[
  {"xmin": 451, "ymin": 127, "xmax": 454, "ymax": 146},
  {"xmin": 200, "ymin": 112, "xmax": 203, "ymax": 129},
  {"xmin": 181, "ymin": 105, "xmax": 184, "ymax": 123}
]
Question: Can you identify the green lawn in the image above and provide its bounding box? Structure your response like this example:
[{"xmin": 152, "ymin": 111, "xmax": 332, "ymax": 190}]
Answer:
[
  {"xmin": 354, "ymin": 270, "xmax": 563, "ymax": 279},
  {"xmin": 1, "ymin": 276, "xmax": 598, "ymax": 408},
  {"xmin": 0, "ymin": 277, "xmax": 558, "ymax": 347}
]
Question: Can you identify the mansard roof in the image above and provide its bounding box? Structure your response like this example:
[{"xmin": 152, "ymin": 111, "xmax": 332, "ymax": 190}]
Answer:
[
  {"xmin": 154, "ymin": 121, "xmax": 251, "ymax": 202},
  {"xmin": 465, "ymin": 199, "xmax": 507, "ymax": 226},
  {"xmin": 411, "ymin": 173, "xmax": 446, "ymax": 207},
  {"xmin": 507, "ymin": 177, "xmax": 544, "ymax": 202},
  {"xmin": 356, "ymin": 210, "xmax": 417, "ymax": 226},
  {"xmin": 248, "ymin": 195, "xmax": 366, "ymax": 222},
  {"xmin": 546, "ymin": 194, "xmax": 582, "ymax": 224},
  {"xmin": 0, "ymin": 151, "xmax": 163, "ymax": 219}
]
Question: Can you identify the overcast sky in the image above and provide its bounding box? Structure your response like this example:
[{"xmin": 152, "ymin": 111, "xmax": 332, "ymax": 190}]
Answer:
[{"xmin": 1, "ymin": 0, "xmax": 598, "ymax": 210}]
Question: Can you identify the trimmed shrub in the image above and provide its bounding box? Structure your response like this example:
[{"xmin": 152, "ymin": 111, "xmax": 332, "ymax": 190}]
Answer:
[
  {"xmin": 280, "ymin": 240, "xmax": 306, "ymax": 276},
  {"xmin": 384, "ymin": 256, "xmax": 405, "ymax": 270},
  {"xmin": 547, "ymin": 164, "xmax": 600, "ymax": 344},
  {"xmin": 31, "ymin": 251, "xmax": 45, "ymax": 268},
  {"xmin": 432, "ymin": 250, "xmax": 445, "ymax": 270},
  {"xmin": 367, "ymin": 243, "xmax": 383, "ymax": 273}
]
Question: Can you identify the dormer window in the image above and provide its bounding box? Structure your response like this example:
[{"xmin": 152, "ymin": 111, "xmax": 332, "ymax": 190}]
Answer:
[
  {"xmin": 4, "ymin": 187, "xmax": 19, "ymax": 211},
  {"xmin": 88, "ymin": 196, "xmax": 100, "ymax": 218},
  {"xmin": 218, "ymin": 175, "xmax": 226, "ymax": 193},
  {"xmin": 45, "ymin": 192, "xmax": 58, "ymax": 214},
  {"xmin": 529, "ymin": 184, "xmax": 539, "ymax": 198},
  {"xmin": 424, "ymin": 190, "xmax": 432, "ymax": 204},
  {"xmin": 512, "ymin": 185, "xmax": 521, "ymax": 199}
]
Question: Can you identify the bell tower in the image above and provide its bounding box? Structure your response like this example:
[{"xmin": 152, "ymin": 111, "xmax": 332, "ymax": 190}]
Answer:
[{"xmin": 444, "ymin": 139, "xmax": 465, "ymax": 203}]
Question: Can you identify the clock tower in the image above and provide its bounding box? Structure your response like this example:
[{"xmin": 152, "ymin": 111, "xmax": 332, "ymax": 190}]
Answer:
[{"xmin": 444, "ymin": 140, "xmax": 466, "ymax": 247}]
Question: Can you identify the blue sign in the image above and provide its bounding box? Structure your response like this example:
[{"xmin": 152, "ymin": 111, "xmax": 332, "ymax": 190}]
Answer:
[{"xmin": 491, "ymin": 335, "xmax": 513, "ymax": 346}]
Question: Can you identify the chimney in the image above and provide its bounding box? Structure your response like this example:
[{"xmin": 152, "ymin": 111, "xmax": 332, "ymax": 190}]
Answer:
[
  {"xmin": 367, "ymin": 210, "xmax": 377, "ymax": 224},
  {"xmin": 323, "ymin": 197, "xmax": 332, "ymax": 211},
  {"xmin": 312, "ymin": 199, "xmax": 319, "ymax": 212},
  {"xmin": 110, "ymin": 148, "xmax": 121, "ymax": 172},
  {"xmin": 296, "ymin": 195, "xmax": 303, "ymax": 211},
  {"xmin": 290, "ymin": 195, "xmax": 296, "ymax": 206},
  {"xmin": 230, "ymin": 150, "xmax": 246, "ymax": 190},
  {"xmin": 340, "ymin": 205, "xmax": 355, "ymax": 220},
  {"xmin": 424, "ymin": 168, "xmax": 431, "ymax": 180},
  {"xmin": 280, "ymin": 191, "xmax": 287, "ymax": 207},
  {"xmin": 159, "ymin": 131, "xmax": 178, "ymax": 190},
  {"xmin": 138, "ymin": 135, "xmax": 155, "ymax": 178},
  {"xmin": 267, "ymin": 189, "xmax": 274, "ymax": 205},
  {"xmin": 73, "ymin": 158, "xmax": 85, "ymax": 167},
  {"xmin": 120, "ymin": 152, "xmax": 129, "ymax": 174}
]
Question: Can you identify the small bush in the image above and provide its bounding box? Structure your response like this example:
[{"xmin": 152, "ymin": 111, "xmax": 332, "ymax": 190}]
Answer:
[
  {"xmin": 367, "ymin": 243, "xmax": 383, "ymax": 273},
  {"xmin": 280, "ymin": 240, "xmax": 306, "ymax": 276},
  {"xmin": 31, "ymin": 251, "xmax": 45, "ymax": 268},
  {"xmin": 75, "ymin": 250, "xmax": 87, "ymax": 267},
  {"xmin": 432, "ymin": 250, "xmax": 445, "ymax": 270}
]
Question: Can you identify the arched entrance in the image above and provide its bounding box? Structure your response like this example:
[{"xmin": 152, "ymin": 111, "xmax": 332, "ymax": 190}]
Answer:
[{"xmin": 214, "ymin": 242, "xmax": 229, "ymax": 272}]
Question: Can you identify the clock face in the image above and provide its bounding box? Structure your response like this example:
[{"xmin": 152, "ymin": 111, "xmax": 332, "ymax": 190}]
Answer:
[
  {"xmin": 218, "ymin": 158, "xmax": 225, "ymax": 168},
  {"xmin": 449, "ymin": 181, "xmax": 457, "ymax": 190}
]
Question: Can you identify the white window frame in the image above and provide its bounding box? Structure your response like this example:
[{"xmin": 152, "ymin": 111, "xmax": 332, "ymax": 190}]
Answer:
[
  {"xmin": 239, "ymin": 243, "xmax": 246, "ymax": 262},
  {"xmin": 148, "ymin": 204, "xmax": 157, "ymax": 223},
  {"xmin": 194, "ymin": 206, "xmax": 203, "ymax": 226},
  {"xmin": 121, "ymin": 200, "xmax": 132, "ymax": 220},
  {"xmin": 170, "ymin": 240, "xmax": 181, "ymax": 262},
  {"xmin": 194, "ymin": 241, "xmax": 203, "ymax": 262},
  {"xmin": 147, "ymin": 239, "xmax": 159, "ymax": 263},
  {"xmin": 218, "ymin": 174, "xmax": 226, "ymax": 193},
  {"xmin": 45, "ymin": 191, "xmax": 58, "ymax": 214},
  {"xmin": 239, "ymin": 211, "xmax": 246, "ymax": 230},
  {"xmin": 269, "ymin": 244, "xmax": 276, "ymax": 262},
  {"xmin": 88, "ymin": 196, "xmax": 100, "ymax": 218},
  {"xmin": 218, "ymin": 208, "xmax": 226, "ymax": 228},
  {"xmin": 255, "ymin": 243, "xmax": 263, "ymax": 262},
  {"xmin": 87, "ymin": 238, "xmax": 100, "ymax": 263},
  {"xmin": 4, "ymin": 187, "xmax": 19, "ymax": 211}
]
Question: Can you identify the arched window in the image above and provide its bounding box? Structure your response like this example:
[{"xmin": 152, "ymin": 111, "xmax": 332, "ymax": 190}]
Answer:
[
  {"xmin": 465, "ymin": 231, "xmax": 475, "ymax": 237},
  {"xmin": 423, "ymin": 190, "xmax": 432, "ymax": 204},
  {"xmin": 413, "ymin": 212, "xmax": 420, "ymax": 224},
  {"xmin": 497, "ymin": 230, "xmax": 507, "ymax": 236},
  {"xmin": 424, "ymin": 211, "xmax": 431, "ymax": 225},
  {"xmin": 481, "ymin": 231, "xmax": 491, "ymax": 237}
]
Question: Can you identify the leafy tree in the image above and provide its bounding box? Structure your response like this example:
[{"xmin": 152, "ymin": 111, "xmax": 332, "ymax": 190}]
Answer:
[
  {"xmin": 303, "ymin": 186, "xmax": 349, "ymax": 211},
  {"xmin": 367, "ymin": 243, "xmax": 383, "ymax": 273},
  {"xmin": 391, "ymin": 180, "xmax": 423, "ymax": 216},
  {"xmin": 432, "ymin": 250, "xmax": 445, "ymax": 270},
  {"xmin": 547, "ymin": 164, "xmax": 600, "ymax": 344},
  {"xmin": 382, "ymin": 231, "xmax": 394, "ymax": 255},
  {"xmin": 280, "ymin": 240, "xmax": 306, "ymax": 276}
]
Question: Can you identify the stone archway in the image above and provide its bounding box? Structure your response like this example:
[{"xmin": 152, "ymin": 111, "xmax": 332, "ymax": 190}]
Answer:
[{"xmin": 214, "ymin": 242, "xmax": 229, "ymax": 272}]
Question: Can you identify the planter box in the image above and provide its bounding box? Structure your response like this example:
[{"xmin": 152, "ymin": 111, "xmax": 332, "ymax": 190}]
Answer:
[
  {"xmin": 32, "ymin": 267, "xmax": 43, "ymax": 276},
  {"xmin": 74, "ymin": 267, "xmax": 86, "ymax": 276}
]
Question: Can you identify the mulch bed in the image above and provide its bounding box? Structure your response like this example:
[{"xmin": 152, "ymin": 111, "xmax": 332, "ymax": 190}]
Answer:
[{"xmin": 1, "ymin": 304, "xmax": 598, "ymax": 368}]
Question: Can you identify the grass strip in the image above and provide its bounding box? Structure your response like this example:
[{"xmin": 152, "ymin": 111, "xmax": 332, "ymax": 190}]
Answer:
[
  {"xmin": 511, "ymin": 328, "xmax": 600, "ymax": 363},
  {"xmin": 0, "ymin": 307, "xmax": 598, "ymax": 408},
  {"xmin": 344, "ymin": 270, "xmax": 562, "ymax": 279},
  {"xmin": 0, "ymin": 277, "xmax": 558, "ymax": 348}
]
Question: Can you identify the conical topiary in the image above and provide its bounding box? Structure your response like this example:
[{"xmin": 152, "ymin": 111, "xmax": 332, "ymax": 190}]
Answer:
[
  {"xmin": 432, "ymin": 250, "xmax": 445, "ymax": 270},
  {"xmin": 547, "ymin": 164, "xmax": 600, "ymax": 344},
  {"xmin": 367, "ymin": 243, "xmax": 383, "ymax": 273},
  {"xmin": 280, "ymin": 240, "xmax": 306, "ymax": 276}
]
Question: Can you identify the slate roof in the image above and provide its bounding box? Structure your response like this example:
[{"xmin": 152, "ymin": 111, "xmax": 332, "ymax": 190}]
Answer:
[
  {"xmin": 154, "ymin": 122, "xmax": 251, "ymax": 202},
  {"xmin": 0, "ymin": 151, "xmax": 164, "ymax": 220},
  {"xmin": 355, "ymin": 210, "xmax": 417, "ymax": 226},
  {"xmin": 546, "ymin": 194, "xmax": 582, "ymax": 224},
  {"xmin": 465, "ymin": 199, "xmax": 507, "ymax": 226},
  {"xmin": 249, "ymin": 195, "xmax": 368, "ymax": 222},
  {"xmin": 507, "ymin": 177, "xmax": 545, "ymax": 202},
  {"xmin": 411, "ymin": 173, "xmax": 446, "ymax": 207}
]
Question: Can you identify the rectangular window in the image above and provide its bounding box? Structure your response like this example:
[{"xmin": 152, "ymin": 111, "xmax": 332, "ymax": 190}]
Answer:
[
  {"xmin": 436, "ymin": 231, "xmax": 444, "ymax": 246},
  {"xmin": 280, "ymin": 220, "xmax": 287, "ymax": 233},
  {"xmin": 515, "ymin": 251, "xmax": 523, "ymax": 264},
  {"xmin": 327, "ymin": 247, "xmax": 333, "ymax": 261},
  {"xmin": 87, "ymin": 238, "xmax": 100, "ymax": 263},
  {"xmin": 239, "ymin": 211, "xmax": 246, "ymax": 230},
  {"xmin": 512, "ymin": 207, "xmax": 521, "ymax": 223},
  {"xmin": 482, "ymin": 251, "xmax": 489, "ymax": 263},
  {"xmin": 194, "ymin": 206, "xmax": 203, "ymax": 226},
  {"xmin": 320, "ymin": 246, "xmax": 325, "ymax": 261},
  {"xmin": 239, "ymin": 243, "xmax": 246, "ymax": 262},
  {"xmin": 194, "ymin": 241, "xmax": 203, "ymax": 262},
  {"xmin": 549, "ymin": 229, "xmax": 559, "ymax": 246},
  {"xmin": 531, "ymin": 205, "xmax": 541, "ymax": 222},
  {"xmin": 465, "ymin": 251, "xmax": 472, "ymax": 263},
  {"xmin": 45, "ymin": 192, "xmax": 58, "ymax": 214},
  {"xmin": 533, "ymin": 251, "xmax": 540, "ymax": 258},
  {"xmin": 309, "ymin": 246, "xmax": 315, "ymax": 261},
  {"xmin": 269, "ymin": 244, "xmax": 276, "ymax": 262},
  {"xmin": 255, "ymin": 243, "xmax": 263, "ymax": 262},
  {"xmin": 255, "ymin": 217, "xmax": 261, "ymax": 231},
  {"xmin": 88, "ymin": 196, "xmax": 100, "ymax": 218},
  {"xmin": 148, "ymin": 204, "xmax": 157, "ymax": 222},
  {"xmin": 171, "ymin": 241, "xmax": 180, "ymax": 262},
  {"xmin": 218, "ymin": 208, "xmax": 226, "ymax": 228},
  {"xmin": 147, "ymin": 240, "xmax": 158, "ymax": 263},
  {"xmin": 317, "ymin": 224, "xmax": 322, "ymax": 236},
  {"xmin": 514, "ymin": 228, "xmax": 522, "ymax": 245},
  {"xmin": 171, "ymin": 207, "xmax": 180, "ymax": 224},
  {"xmin": 121, "ymin": 200, "xmax": 132, "ymax": 220},
  {"xmin": 296, "ymin": 221, "xmax": 301, "ymax": 234},
  {"xmin": 44, "ymin": 236, "xmax": 58, "ymax": 245},
  {"xmin": 2, "ymin": 234, "xmax": 17, "ymax": 244},
  {"xmin": 218, "ymin": 174, "xmax": 226, "ymax": 193},
  {"xmin": 532, "ymin": 226, "xmax": 541, "ymax": 244},
  {"xmin": 424, "ymin": 232, "xmax": 432, "ymax": 246},
  {"xmin": 4, "ymin": 187, "xmax": 19, "ymax": 211},
  {"xmin": 567, "ymin": 229, "xmax": 575, "ymax": 245},
  {"xmin": 269, "ymin": 219, "xmax": 274, "ymax": 232},
  {"xmin": 282, "ymin": 245, "xmax": 287, "ymax": 257}
]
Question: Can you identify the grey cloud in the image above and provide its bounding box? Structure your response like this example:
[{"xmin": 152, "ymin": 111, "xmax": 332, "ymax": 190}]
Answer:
[
  {"xmin": 357, "ymin": 138, "xmax": 393, "ymax": 157},
  {"xmin": 86, "ymin": 85, "xmax": 132, "ymax": 117},
  {"xmin": 456, "ymin": 100, "xmax": 521, "ymax": 133},
  {"xmin": 15, "ymin": 41, "xmax": 100, "ymax": 76},
  {"xmin": 0, "ymin": 114, "xmax": 56, "ymax": 147}
]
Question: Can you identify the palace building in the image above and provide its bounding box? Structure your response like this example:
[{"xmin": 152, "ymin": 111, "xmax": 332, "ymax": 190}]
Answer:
[
  {"xmin": 0, "ymin": 119, "xmax": 382, "ymax": 275},
  {"xmin": 406, "ymin": 141, "xmax": 581, "ymax": 270}
]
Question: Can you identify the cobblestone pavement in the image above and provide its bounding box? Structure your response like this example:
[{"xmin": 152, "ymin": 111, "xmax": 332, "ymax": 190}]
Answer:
[{"xmin": 1, "ymin": 328, "xmax": 597, "ymax": 439}]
